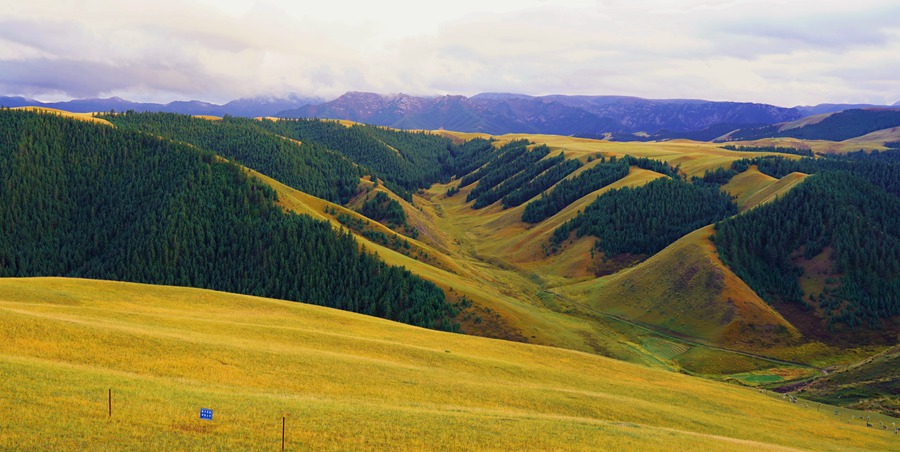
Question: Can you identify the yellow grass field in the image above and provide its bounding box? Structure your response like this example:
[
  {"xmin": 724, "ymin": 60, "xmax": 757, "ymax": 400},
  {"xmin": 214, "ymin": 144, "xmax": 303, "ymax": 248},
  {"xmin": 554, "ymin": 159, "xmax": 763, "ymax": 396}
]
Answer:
[
  {"xmin": 722, "ymin": 165, "xmax": 779, "ymax": 211},
  {"xmin": 559, "ymin": 225, "xmax": 799, "ymax": 350},
  {"xmin": 738, "ymin": 172, "xmax": 809, "ymax": 212},
  {"xmin": 12, "ymin": 107, "xmax": 114, "ymax": 126},
  {"xmin": 1, "ymin": 278, "xmax": 896, "ymax": 451}
]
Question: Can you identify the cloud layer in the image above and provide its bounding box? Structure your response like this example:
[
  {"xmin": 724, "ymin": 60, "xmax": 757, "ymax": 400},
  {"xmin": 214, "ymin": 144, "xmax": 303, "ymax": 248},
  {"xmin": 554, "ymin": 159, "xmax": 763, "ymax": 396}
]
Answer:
[{"xmin": 2, "ymin": 0, "xmax": 898, "ymax": 106}]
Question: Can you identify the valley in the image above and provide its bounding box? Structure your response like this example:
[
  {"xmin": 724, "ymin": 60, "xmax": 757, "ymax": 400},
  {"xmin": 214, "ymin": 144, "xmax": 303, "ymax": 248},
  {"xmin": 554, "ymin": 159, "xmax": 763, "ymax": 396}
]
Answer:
[
  {"xmin": 5, "ymin": 0, "xmax": 900, "ymax": 448},
  {"xmin": 1, "ymin": 107, "xmax": 898, "ymax": 448}
]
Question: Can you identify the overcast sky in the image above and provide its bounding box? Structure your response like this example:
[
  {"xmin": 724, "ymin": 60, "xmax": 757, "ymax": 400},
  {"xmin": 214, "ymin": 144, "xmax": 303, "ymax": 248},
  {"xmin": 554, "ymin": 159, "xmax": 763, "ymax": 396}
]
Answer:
[{"xmin": 2, "ymin": 0, "xmax": 898, "ymax": 106}]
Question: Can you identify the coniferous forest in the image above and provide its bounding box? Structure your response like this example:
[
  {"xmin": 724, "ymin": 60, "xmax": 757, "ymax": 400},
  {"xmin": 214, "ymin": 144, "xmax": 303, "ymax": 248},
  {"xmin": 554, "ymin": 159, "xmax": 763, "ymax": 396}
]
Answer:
[
  {"xmin": 732, "ymin": 150, "xmax": 900, "ymax": 196},
  {"xmin": 521, "ymin": 156, "xmax": 630, "ymax": 223},
  {"xmin": 101, "ymin": 112, "xmax": 362, "ymax": 204},
  {"xmin": 0, "ymin": 109, "xmax": 455, "ymax": 330},
  {"xmin": 256, "ymin": 118, "xmax": 459, "ymax": 200},
  {"xmin": 551, "ymin": 177, "xmax": 737, "ymax": 255},
  {"xmin": 716, "ymin": 158, "xmax": 900, "ymax": 330}
]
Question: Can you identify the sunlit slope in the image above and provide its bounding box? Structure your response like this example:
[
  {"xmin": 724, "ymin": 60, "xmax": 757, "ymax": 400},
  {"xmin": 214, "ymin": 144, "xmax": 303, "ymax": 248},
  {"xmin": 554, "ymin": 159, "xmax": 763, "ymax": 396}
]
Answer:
[
  {"xmin": 739, "ymin": 172, "xmax": 808, "ymax": 212},
  {"xmin": 722, "ymin": 165, "xmax": 778, "ymax": 211},
  {"xmin": 347, "ymin": 177, "xmax": 456, "ymax": 256},
  {"xmin": 444, "ymin": 133, "xmax": 787, "ymax": 178},
  {"xmin": 559, "ymin": 225, "xmax": 800, "ymax": 349},
  {"xmin": 254, "ymin": 169, "xmax": 462, "ymax": 274},
  {"xmin": 440, "ymin": 167, "xmax": 667, "ymax": 279},
  {"xmin": 728, "ymin": 136, "xmax": 891, "ymax": 154},
  {"xmin": 846, "ymin": 126, "xmax": 900, "ymax": 146},
  {"xmin": 0, "ymin": 278, "xmax": 894, "ymax": 451},
  {"xmin": 12, "ymin": 106, "xmax": 113, "ymax": 126}
]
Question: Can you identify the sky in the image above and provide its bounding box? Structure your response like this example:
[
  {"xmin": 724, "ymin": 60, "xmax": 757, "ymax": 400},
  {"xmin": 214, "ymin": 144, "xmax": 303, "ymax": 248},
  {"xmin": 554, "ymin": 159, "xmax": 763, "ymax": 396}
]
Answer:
[{"xmin": 1, "ymin": 0, "xmax": 898, "ymax": 107}]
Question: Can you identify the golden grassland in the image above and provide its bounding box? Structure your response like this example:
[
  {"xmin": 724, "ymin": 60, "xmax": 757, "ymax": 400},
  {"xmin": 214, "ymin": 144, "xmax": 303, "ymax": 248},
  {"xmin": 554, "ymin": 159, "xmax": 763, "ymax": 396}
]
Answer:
[
  {"xmin": 731, "ymin": 137, "xmax": 890, "ymax": 154},
  {"xmin": 722, "ymin": 165, "xmax": 779, "ymax": 211},
  {"xmin": 240, "ymin": 133, "xmax": 884, "ymax": 376},
  {"xmin": 776, "ymin": 113, "xmax": 834, "ymax": 132},
  {"xmin": 11, "ymin": 107, "xmax": 114, "ymax": 126},
  {"xmin": 846, "ymin": 126, "xmax": 900, "ymax": 146},
  {"xmin": 1, "ymin": 277, "xmax": 896, "ymax": 451},
  {"xmin": 558, "ymin": 225, "xmax": 799, "ymax": 349},
  {"xmin": 738, "ymin": 172, "xmax": 809, "ymax": 212}
]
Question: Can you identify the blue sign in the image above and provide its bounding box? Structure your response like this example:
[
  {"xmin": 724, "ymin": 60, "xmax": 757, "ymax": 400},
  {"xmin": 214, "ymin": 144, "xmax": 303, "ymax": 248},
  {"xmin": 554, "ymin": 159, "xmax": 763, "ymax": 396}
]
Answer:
[{"xmin": 200, "ymin": 408, "xmax": 213, "ymax": 420}]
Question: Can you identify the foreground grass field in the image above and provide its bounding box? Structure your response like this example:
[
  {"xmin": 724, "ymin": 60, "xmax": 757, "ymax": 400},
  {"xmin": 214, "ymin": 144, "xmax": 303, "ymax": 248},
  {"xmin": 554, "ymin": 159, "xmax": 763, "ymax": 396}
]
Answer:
[{"xmin": 1, "ymin": 278, "xmax": 896, "ymax": 450}]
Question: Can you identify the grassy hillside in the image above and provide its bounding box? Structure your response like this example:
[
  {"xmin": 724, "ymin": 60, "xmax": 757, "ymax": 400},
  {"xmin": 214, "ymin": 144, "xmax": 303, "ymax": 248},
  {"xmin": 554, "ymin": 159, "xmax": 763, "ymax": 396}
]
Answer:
[
  {"xmin": 559, "ymin": 225, "xmax": 800, "ymax": 351},
  {"xmin": 731, "ymin": 109, "xmax": 900, "ymax": 142},
  {"xmin": 737, "ymin": 172, "xmax": 808, "ymax": 211},
  {"xmin": 721, "ymin": 165, "xmax": 779, "ymax": 211},
  {"xmin": 12, "ymin": 106, "xmax": 114, "ymax": 126},
  {"xmin": 1, "ymin": 277, "xmax": 896, "ymax": 450}
]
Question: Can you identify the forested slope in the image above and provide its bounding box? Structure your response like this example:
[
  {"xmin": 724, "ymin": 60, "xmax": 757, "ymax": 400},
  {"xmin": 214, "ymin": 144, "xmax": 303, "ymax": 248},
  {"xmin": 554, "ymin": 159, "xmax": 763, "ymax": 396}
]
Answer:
[
  {"xmin": 714, "ymin": 172, "xmax": 900, "ymax": 332},
  {"xmin": 101, "ymin": 112, "xmax": 361, "ymax": 204},
  {"xmin": 257, "ymin": 119, "xmax": 461, "ymax": 200},
  {"xmin": 730, "ymin": 109, "xmax": 900, "ymax": 141},
  {"xmin": 0, "ymin": 109, "xmax": 455, "ymax": 330}
]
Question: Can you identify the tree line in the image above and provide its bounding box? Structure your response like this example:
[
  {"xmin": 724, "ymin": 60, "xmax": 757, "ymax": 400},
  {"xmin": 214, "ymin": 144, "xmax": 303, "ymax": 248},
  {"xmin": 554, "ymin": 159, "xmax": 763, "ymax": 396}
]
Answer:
[
  {"xmin": 470, "ymin": 151, "xmax": 566, "ymax": 209},
  {"xmin": 257, "ymin": 119, "xmax": 470, "ymax": 201},
  {"xmin": 361, "ymin": 191, "xmax": 406, "ymax": 227},
  {"xmin": 720, "ymin": 144, "xmax": 814, "ymax": 157},
  {"xmin": 101, "ymin": 112, "xmax": 361, "ymax": 204},
  {"xmin": 731, "ymin": 150, "xmax": 900, "ymax": 196},
  {"xmin": 520, "ymin": 155, "xmax": 683, "ymax": 224},
  {"xmin": 502, "ymin": 158, "xmax": 582, "ymax": 208},
  {"xmin": 551, "ymin": 177, "xmax": 737, "ymax": 256}
]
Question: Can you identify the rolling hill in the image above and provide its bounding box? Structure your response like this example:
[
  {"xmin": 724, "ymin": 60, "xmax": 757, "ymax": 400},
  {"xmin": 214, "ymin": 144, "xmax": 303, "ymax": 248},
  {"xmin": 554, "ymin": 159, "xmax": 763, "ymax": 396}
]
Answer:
[
  {"xmin": 2, "ymin": 107, "xmax": 898, "ymax": 428},
  {"xmin": 0, "ymin": 109, "xmax": 453, "ymax": 330},
  {"xmin": 1, "ymin": 277, "xmax": 895, "ymax": 450}
]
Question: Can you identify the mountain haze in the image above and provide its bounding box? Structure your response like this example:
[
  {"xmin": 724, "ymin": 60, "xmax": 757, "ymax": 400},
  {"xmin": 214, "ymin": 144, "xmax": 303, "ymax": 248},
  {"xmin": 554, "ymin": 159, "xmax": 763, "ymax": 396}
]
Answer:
[
  {"xmin": 0, "ymin": 95, "xmax": 323, "ymax": 118},
  {"xmin": 278, "ymin": 92, "xmax": 802, "ymax": 135},
  {"xmin": 7, "ymin": 92, "xmax": 899, "ymax": 138}
]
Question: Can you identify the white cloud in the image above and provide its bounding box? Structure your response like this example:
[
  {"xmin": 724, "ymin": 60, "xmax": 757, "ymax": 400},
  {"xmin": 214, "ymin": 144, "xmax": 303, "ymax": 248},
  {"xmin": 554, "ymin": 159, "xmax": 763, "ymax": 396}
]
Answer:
[{"xmin": 0, "ymin": 0, "xmax": 898, "ymax": 106}]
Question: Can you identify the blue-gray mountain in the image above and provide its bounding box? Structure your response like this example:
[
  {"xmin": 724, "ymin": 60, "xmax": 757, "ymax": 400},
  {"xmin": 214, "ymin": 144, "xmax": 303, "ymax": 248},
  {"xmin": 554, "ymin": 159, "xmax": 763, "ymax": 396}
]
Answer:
[
  {"xmin": 276, "ymin": 92, "xmax": 803, "ymax": 135},
  {"xmin": 0, "ymin": 95, "xmax": 323, "ymax": 118},
  {"xmin": 5, "ymin": 92, "xmax": 897, "ymax": 137}
]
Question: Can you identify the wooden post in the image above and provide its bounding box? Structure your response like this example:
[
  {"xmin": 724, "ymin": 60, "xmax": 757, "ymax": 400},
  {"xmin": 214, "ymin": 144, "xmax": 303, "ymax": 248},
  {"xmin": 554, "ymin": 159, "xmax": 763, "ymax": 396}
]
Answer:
[
  {"xmin": 282, "ymin": 416, "xmax": 286, "ymax": 451},
  {"xmin": 108, "ymin": 388, "xmax": 112, "ymax": 418}
]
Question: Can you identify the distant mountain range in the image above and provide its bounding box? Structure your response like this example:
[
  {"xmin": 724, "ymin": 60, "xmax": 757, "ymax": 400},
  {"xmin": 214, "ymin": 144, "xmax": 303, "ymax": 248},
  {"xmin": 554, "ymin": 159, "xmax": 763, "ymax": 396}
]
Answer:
[
  {"xmin": 0, "ymin": 94, "xmax": 323, "ymax": 118},
  {"xmin": 276, "ymin": 92, "xmax": 804, "ymax": 135},
  {"xmin": 4, "ymin": 92, "xmax": 898, "ymax": 136}
]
